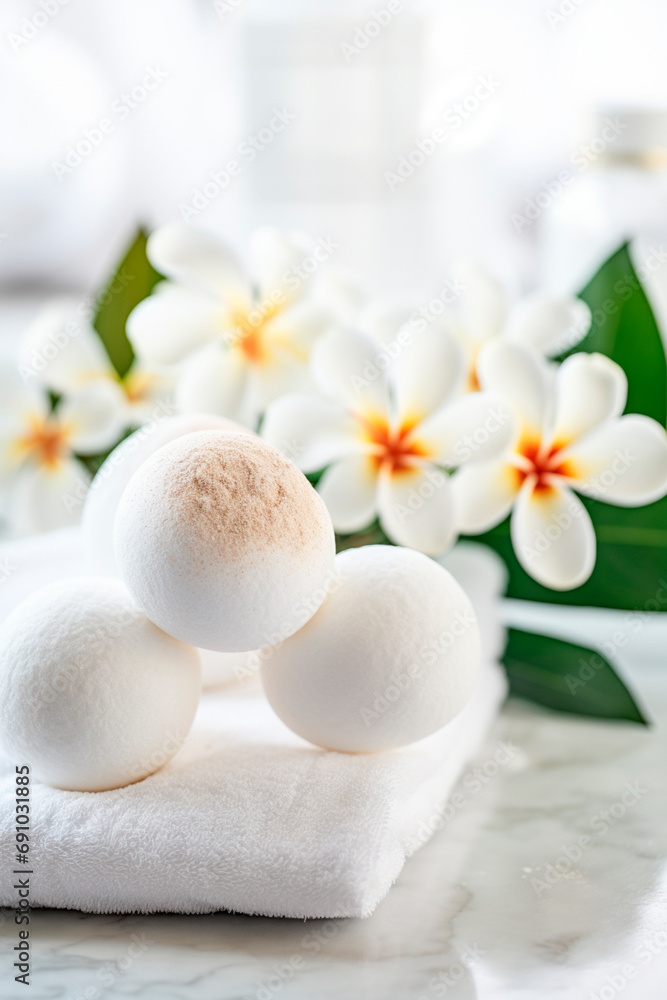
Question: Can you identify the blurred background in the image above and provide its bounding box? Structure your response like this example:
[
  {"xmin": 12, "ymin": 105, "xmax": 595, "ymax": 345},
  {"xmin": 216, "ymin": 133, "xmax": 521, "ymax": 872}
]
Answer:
[{"xmin": 2, "ymin": 0, "xmax": 667, "ymax": 337}]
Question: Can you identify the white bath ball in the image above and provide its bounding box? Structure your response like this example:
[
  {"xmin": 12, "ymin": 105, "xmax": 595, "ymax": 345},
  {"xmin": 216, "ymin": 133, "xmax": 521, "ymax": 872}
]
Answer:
[
  {"xmin": 0, "ymin": 578, "xmax": 201, "ymax": 792},
  {"xmin": 82, "ymin": 413, "xmax": 245, "ymax": 577},
  {"xmin": 115, "ymin": 430, "xmax": 336, "ymax": 652},
  {"xmin": 261, "ymin": 545, "xmax": 481, "ymax": 752}
]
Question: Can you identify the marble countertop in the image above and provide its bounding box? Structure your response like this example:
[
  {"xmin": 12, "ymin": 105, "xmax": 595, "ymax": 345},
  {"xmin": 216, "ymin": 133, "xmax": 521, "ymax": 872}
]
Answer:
[{"xmin": 1, "ymin": 606, "xmax": 666, "ymax": 1000}]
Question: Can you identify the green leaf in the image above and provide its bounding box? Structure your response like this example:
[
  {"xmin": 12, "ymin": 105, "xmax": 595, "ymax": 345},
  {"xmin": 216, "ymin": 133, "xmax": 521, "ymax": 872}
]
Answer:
[
  {"xmin": 92, "ymin": 228, "xmax": 162, "ymax": 379},
  {"xmin": 502, "ymin": 627, "xmax": 648, "ymax": 724},
  {"xmin": 563, "ymin": 241, "xmax": 667, "ymax": 424},
  {"xmin": 471, "ymin": 242, "xmax": 667, "ymax": 610}
]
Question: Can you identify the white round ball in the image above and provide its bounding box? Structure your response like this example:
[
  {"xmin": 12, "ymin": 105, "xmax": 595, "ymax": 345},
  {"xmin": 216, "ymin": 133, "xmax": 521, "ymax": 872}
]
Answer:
[
  {"xmin": 114, "ymin": 430, "xmax": 336, "ymax": 652},
  {"xmin": 261, "ymin": 545, "xmax": 481, "ymax": 752},
  {"xmin": 0, "ymin": 578, "xmax": 201, "ymax": 792},
  {"xmin": 82, "ymin": 413, "xmax": 244, "ymax": 577}
]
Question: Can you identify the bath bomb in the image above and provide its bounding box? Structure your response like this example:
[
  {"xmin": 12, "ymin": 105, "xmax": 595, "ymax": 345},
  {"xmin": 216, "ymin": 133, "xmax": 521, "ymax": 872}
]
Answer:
[
  {"xmin": 261, "ymin": 545, "xmax": 481, "ymax": 752},
  {"xmin": 0, "ymin": 578, "xmax": 201, "ymax": 792},
  {"xmin": 114, "ymin": 430, "xmax": 336, "ymax": 652},
  {"xmin": 82, "ymin": 412, "xmax": 245, "ymax": 577}
]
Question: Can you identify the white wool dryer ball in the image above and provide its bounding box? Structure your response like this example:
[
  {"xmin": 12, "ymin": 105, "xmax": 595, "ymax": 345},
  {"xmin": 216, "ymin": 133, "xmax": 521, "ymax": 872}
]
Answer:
[
  {"xmin": 81, "ymin": 413, "xmax": 248, "ymax": 691},
  {"xmin": 115, "ymin": 430, "xmax": 336, "ymax": 652},
  {"xmin": 261, "ymin": 545, "xmax": 481, "ymax": 752},
  {"xmin": 0, "ymin": 578, "xmax": 201, "ymax": 792},
  {"xmin": 82, "ymin": 413, "xmax": 245, "ymax": 577}
]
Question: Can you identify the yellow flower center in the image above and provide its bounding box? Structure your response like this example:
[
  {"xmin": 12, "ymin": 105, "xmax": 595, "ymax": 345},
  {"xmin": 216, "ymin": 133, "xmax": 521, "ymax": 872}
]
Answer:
[
  {"xmin": 121, "ymin": 370, "xmax": 155, "ymax": 405},
  {"xmin": 512, "ymin": 438, "xmax": 577, "ymax": 495},
  {"xmin": 360, "ymin": 416, "xmax": 430, "ymax": 475},
  {"xmin": 225, "ymin": 300, "xmax": 285, "ymax": 366},
  {"xmin": 15, "ymin": 414, "xmax": 71, "ymax": 471}
]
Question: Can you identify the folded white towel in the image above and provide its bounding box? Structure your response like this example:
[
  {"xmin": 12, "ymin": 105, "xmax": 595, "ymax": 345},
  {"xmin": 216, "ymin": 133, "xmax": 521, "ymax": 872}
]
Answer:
[{"xmin": 0, "ymin": 531, "xmax": 507, "ymax": 919}]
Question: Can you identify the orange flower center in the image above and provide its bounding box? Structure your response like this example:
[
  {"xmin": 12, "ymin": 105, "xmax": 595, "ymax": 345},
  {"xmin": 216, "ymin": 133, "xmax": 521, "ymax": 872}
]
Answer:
[
  {"xmin": 361, "ymin": 417, "xmax": 429, "ymax": 475},
  {"xmin": 227, "ymin": 300, "xmax": 284, "ymax": 365},
  {"xmin": 514, "ymin": 439, "xmax": 575, "ymax": 494},
  {"xmin": 16, "ymin": 415, "xmax": 70, "ymax": 470}
]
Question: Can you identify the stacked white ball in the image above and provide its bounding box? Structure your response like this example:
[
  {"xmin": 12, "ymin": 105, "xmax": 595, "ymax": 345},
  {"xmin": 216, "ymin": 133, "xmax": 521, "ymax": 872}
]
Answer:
[
  {"xmin": 261, "ymin": 545, "xmax": 481, "ymax": 752},
  {"xmin": 114, "ymin": 430, "xmax": 336, "ymax": 652},
  {"xmin": 81, "ymin": 413, "xmax": 252, "ymax": 689},
  {"xmin": 0, "ymin": 578, "xmax": 201, "ymax": 792}
]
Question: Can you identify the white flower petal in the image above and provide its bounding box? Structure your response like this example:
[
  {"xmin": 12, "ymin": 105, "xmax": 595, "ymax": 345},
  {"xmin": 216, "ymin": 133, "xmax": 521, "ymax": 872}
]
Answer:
[
  {"xmin": 457, "ymin": 262, "xmax": 507, "ymax": 344},
  {"xmin": 452, "ymin": 460, "xmax": 520, "ymax": 533},
  {"xmin": 311, "ymin": 328, "xmax": 390, "ymax": 419},
  {"xmin": 175, "ymin": 340, "xmax": 249, "ymax": 423},
  {"xmin": 511, "ymin": 480, "xmax": 596, "ymax": 590},
  {"xmin": 127, "ymin": 284, "xmax": 223, "ymax": 366},
  {"xmin": 0, "ymin": 361, "xmax": 49, "ymax": 421},
  {"xmin": 356, "ymin": 300, "xmax": 414, "ymax": 349},
  {"xmin": 250, "ymin": 227, "xmax": 312, "ymax": 302},
  {"xmin": 562, "ymin": 414, "xmax": 667, "ymax": 506},
  {"xmin": 59, "ymin": 382, "xmax": 126, "ymax": 455},
  {"xmin": 261, "ymin": 394, "xmax": 361, "ymax": 472},
  {"xmin": 248, "ymin": 352, "xmax": 311, "ymax": 412},
  {"xmin": 547, "ymin": 352, "xmax": 627, "ymax": 449},
  {"xmin": 263, "ymin": 298, "xmax": 331, "ymax": 354},
  {"xmin": 7, "ymin": 457, "xmax": 90, "ymax": 536},
  {"xmin": 147, "ymin": 223, "xmax": 249, "ymax": 300},
  {"xmin": 417, "ymin": 392, "xmax": 516, "ymax": 467},
  {"xmin": 505, "ymin": 295, "xmax": 591, "ymax": 356},
  {"xmin": 377, "ymin": 463, "xmax": 456, "ymax": 555},
  {"xmin": 393, "ymin": 326, "xmax": 465, "ymax": 425},
  {"xmin": 311, "ymin": 269, "xmax": 365, "ymax": 325},
  {"xmin": 317, "ymin": 455, "xmax": 378, "ymax": 533},
  {"xmin": 19, "ymin": 299, "xmax": 113, "ymax": 393},
  {"xmin": 477, "ymin": 339, "xmax": 549, "ymax": 441}
]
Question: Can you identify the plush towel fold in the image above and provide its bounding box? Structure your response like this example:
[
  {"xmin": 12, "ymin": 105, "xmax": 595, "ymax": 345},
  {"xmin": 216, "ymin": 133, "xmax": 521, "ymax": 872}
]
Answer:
[{"xmin": 0, "ymin": 530, "xmax": 507, "ymax": 919}]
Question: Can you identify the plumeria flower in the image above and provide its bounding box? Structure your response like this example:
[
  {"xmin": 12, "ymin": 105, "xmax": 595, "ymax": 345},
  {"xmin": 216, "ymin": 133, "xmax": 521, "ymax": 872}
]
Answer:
[
  {"xmin": 19, "ymin": 298, "xmax": 173, "ymax": 427},
  {"xmin": 0, "ymin": 363, "xmax": 124, "ymax": 536},
  {"xmin": 447, "ymin": 263, "xmax": 592, "ymax": 390},
  {"xmin": 262, "ymin": 326, "xmax": 515, "ymax": 554},
  {"xmin": 453, "ymin": 341, "xmax": 667, "ymax": 589},
  {"xmin": 126, "ymin": 224, "xmax": 331, "ymax": 428}
]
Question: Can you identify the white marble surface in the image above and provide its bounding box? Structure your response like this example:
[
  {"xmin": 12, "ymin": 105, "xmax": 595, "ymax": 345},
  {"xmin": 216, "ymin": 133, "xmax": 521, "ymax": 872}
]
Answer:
[{"xmin": 1, "ymin": 621, "xmax": 666, "ymax": 1000}]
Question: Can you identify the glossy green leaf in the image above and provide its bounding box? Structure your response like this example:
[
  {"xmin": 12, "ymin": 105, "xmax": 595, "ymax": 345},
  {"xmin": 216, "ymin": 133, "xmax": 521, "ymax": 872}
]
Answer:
[
  {"xmin": 503, "ymin": 627, "xmax": 648, "ymax": 724},
  {"xmin": 565, "ymin": 241, "xmax": 666, "ymax": 424},
  {"xmin": 93, "ymin": 228, "xmax": 162, "ymax": 379}
]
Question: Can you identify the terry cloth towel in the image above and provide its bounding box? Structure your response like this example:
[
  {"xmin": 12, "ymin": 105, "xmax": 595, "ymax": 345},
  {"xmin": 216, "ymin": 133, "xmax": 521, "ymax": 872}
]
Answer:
[{"xmin": 0, "ymin": 529, "xmax": 507, "ymax": 919}]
